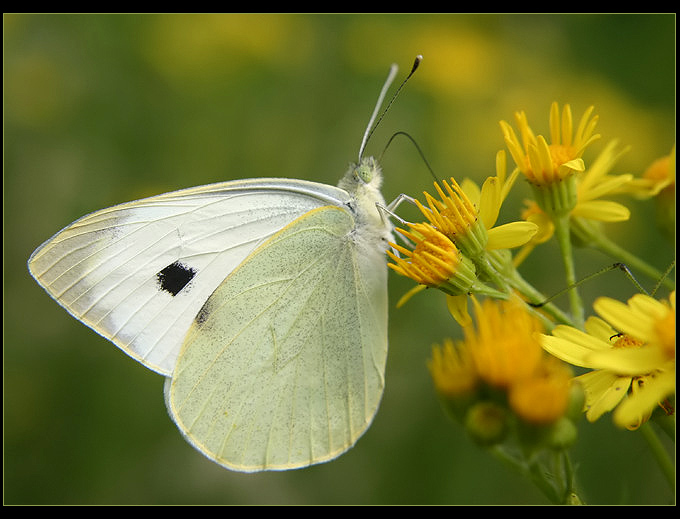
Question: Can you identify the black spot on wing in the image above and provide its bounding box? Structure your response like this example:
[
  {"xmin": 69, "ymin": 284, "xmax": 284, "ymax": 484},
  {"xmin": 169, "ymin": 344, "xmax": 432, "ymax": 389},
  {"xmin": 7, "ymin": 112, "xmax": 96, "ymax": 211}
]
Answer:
[
  {"xmin": 156, "ymin": 261, "xmax": 196, "ymax": 296},
  {"xmin": 195, "ymin": 301, "xmax": 212, "ymax": 327}
]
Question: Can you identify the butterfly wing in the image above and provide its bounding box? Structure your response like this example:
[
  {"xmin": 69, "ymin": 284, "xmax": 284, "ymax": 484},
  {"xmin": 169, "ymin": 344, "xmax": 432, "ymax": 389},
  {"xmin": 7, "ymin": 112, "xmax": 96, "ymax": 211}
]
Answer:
[
  {"xmin": 28, "ymin": 179, "xmax": 351, "ymax": 375},
  {"xmin": 165, "ymin": 205, "xmax": 389, "ymax": 471}
]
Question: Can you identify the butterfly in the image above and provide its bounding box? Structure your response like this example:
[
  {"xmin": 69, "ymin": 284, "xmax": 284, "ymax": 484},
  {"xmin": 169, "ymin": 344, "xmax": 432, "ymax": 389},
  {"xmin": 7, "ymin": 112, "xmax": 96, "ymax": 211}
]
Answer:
[{"xmin": 28, "ymin": 57, "xmax": 421, "ymax": 472}]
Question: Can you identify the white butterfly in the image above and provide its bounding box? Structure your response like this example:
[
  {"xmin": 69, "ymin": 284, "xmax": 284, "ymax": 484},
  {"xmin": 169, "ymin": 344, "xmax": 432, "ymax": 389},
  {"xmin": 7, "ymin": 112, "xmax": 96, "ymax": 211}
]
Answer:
[{"xmin": 28, "ymin": 59, "xmax": 420, "ymax": 472}]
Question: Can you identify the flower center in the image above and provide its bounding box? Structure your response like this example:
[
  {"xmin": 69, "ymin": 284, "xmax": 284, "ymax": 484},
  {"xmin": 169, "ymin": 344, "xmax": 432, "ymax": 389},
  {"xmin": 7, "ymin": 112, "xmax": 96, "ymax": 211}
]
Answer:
[
  {"xmin": 440, "ymin": 207, "xmax": 473, "ymax": 235},
  {"xmin": 411, "ymin": 227, "xmax": 461, "ymax": 284},
  {"xmin": 612, "ymin": 334, "xmax": 644, "ymax": 349},
  {"xmin": 549, "ymin": 144, "xmax": 576, "ymax": 169}
]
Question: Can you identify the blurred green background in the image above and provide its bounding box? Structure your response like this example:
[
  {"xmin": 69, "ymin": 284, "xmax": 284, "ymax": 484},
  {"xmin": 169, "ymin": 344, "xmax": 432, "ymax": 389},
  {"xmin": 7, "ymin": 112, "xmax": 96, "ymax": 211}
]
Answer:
[{"xmin": 4, "ymin": 14, "xmax": 675, "ymax": 504}]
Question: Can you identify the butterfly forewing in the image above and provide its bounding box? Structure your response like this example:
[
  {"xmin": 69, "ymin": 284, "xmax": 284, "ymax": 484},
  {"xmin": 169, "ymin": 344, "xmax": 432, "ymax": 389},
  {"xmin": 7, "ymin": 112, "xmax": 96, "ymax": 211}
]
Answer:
[{"xmin": 28, "ymin": 179, "xmax": 351, "ymax": 375}]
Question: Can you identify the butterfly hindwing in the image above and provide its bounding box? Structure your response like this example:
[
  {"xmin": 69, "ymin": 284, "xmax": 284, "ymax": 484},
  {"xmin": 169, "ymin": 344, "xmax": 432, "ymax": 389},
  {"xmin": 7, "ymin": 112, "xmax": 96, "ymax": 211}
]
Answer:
[{"xmin": 165, "ymin": 205, "xmax": 389, "ymax": 471}]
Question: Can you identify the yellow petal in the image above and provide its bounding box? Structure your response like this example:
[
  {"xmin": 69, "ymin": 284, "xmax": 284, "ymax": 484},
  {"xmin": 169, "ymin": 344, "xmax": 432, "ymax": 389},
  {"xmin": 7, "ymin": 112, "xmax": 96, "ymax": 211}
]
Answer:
[
  {"xmin": 551, "ymin": 324, "xmax": 608, "ymax": 348},
  {"xmin": 627, "ymin": 293, "xmax": 670, "ymax": 319},
  {"xmin": 447, "ymin": 294, "xmax": 471, "ymax": 327},
  {"xmin": 571, "ymin": 200, "xmax": 630, "ymax": 221},
  {"xmin": 562, "ymin": 158, "xmax": 585, "ymax": 172},
  {"xmin": 549, "ymin": 101, "xmax": 562, "ymax": 145},
  {"xmin": 502, "ymin": 165, "xmax": 522, "ymax": 201},
  {"xmin": 585, "ymin": 346, "xmax": 670, "ymax": 375},
  {"xmin": 486, "ymin": 221, "xmax": 538, "ymax": 250},
  {"xmin": 396, "ymin": 284, "xmax": 427, "ymax": 308},
  {"xmin": 536, "ymin": 136, "xmax": 554, "ymax": 178},
  {"xmin": 525, "ymin": 211, "xmax": 554, "ymax": 243},
  {"xmin": 577, "ymin": 140, "xmax": 629, "ymax": 192},
  {"xmin": 495, "ymin": 150, "xmax": 508, "ymax": 185},
  {"xmin": 594, "ymin": 296, "xmax": 660, "ymax": 342},
  {"xmin": 574, "ymin": 106, "xmax": 596, "ymax": 146},
  {"xmin": 502, "ymin": 130, "xmax": 528, "ymax": 175},
  {"xmin": 613, "ymin": 369, "xmax": 675, "ymax": 428},
  {"xmin": 577, "ymin": 370, "xmax": 630, "ymax": 422},
  {"xmin": 541, "ymin": 329, "xmax": 608, "ymax": 367},
  {"xmin": 479, "ymin": 176, "xmax": 500, "ymax": 230},
  {"xmin": 460, "ymin": 177, "xmax": 481, "ymax": 206},
  {"xmin": 527, "ymin": 143, "xmax": 545, "ymax": 181},
  {"xmin": 583, "ymin": 316, "xmax": 619, "ymax": 342},
  {"xmin": 578, "ymin": 174, "xmax": 633, "ymax": 201}
]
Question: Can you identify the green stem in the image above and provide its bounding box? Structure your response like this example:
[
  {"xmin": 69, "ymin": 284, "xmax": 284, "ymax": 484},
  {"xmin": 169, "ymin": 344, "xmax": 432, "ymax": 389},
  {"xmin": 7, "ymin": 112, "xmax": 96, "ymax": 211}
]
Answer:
[
  {"xmin": 570, "ymin": 218, "xmax": 675, "ymax": 291},
  {"xmin": 491, "ymin": 446, "xmax": 559, "ymax": 504},
  {"xmin": 639, "ymin": 422, "xmax": 675, "ymax": 492},
  {"xmin": 653, "ymin": 413, "xmax": 676, "ymax": 441},
  {"xmin": 527, "ymin": 459, "xmax": 561, "ymax": 504},
  {"xmin": 490, "ymin": 446, "xmax": 582, "ymax": 504},
  {"xmin": 475, "ymin": 254, "xmax": 511, "ymax": 293},
  {"xmin": 511, "ymin": 273, "xmax": 574, "ymax": 328},
  {"xmin": 553, "ymin": 213, "xmax": 584, "ymax": 328},
  {"xmin": 559, "ymin": 450, "xmax": 584, "ymax": 504}
]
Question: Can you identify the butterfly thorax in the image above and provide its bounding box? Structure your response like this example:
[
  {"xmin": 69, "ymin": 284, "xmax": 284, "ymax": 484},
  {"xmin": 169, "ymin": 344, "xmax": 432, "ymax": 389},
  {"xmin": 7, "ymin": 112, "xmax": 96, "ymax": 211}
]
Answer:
[{"xmin": 337, "ymin": 156, "xmax": 393, "ymax": 249}]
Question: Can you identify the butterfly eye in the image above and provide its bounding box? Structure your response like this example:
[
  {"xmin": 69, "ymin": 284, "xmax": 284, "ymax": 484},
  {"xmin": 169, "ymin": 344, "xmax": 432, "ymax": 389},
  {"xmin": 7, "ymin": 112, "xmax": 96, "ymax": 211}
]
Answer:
[{"xmin": 354, "ymin": 164, "xmax": 374, "ymax": 184}]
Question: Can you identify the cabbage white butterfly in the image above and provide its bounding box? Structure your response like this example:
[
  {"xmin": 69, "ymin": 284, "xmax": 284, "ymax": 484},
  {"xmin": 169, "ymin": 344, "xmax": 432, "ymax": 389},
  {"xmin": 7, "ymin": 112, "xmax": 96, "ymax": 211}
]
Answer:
[{"xmin": 28, "ymin": 58, "xmax": 420, "ymax": 472}]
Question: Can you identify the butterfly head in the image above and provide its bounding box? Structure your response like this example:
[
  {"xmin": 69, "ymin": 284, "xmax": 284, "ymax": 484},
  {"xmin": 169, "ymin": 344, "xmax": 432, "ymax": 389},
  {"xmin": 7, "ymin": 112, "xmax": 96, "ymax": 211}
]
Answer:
[
  {"xmin": 340, "ymin": 156, "xmax": 383, "ymax": 193},
  {"xmin": 355, "ymin": 156, "xmax": 380, "ymax": 183}
]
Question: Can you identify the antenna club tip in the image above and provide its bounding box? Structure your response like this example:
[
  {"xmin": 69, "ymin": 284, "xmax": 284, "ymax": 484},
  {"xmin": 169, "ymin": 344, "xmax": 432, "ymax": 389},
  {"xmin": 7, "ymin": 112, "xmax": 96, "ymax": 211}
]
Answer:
[
  {"xmin": 407, "ymin": 55, "xmax": 423, "ymax": 76},
  {"xmin": 359, "ymin": 57, "xmax": 421, "ymax": 160}
]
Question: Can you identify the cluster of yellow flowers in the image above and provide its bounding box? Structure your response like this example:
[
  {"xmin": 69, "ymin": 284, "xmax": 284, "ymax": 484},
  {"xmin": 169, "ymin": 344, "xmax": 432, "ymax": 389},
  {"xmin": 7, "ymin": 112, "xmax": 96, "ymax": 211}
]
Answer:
[
  {"xmin": 429, "ymin": 297, "xmax": 575, "ymax": 435},
  {"xmin": 388, "ymin": 102, "xmax": 675, "ymax": 436}
]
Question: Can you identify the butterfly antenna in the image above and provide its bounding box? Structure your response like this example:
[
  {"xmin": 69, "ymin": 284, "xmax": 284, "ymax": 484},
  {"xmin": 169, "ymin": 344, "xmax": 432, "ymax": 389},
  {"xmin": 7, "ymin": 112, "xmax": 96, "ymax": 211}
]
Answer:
[
  {"xmin": 381, "ymin": 130, "xmax": 440, "ymax": 184},
  {"xmin": 359, "ymin": 55, "xmax": 422, "ymax": 162}
]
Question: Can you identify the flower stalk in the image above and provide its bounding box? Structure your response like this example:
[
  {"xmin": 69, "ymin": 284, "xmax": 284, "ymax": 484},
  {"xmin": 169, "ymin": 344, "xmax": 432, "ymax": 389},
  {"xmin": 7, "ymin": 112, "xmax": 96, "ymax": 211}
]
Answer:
[
  {"xmin": 639, "ymin": 422, "xmax": 675, "ymax": 492},
  {"xmin": 553, "ymin": 212, "xmax": 585, "ymax": 328}
]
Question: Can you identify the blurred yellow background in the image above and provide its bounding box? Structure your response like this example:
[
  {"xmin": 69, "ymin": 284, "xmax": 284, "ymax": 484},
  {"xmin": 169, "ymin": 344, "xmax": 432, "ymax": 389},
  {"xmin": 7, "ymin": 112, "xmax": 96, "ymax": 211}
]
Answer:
[{"xmin": 4, "ymin": 13, "xmax": 675, "ymax": 504}]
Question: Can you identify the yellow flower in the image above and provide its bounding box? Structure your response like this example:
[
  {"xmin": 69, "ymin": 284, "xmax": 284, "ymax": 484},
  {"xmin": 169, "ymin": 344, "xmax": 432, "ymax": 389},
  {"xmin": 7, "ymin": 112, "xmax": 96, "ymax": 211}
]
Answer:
[
  {"xmin": 387, "ymin": 222, "xmax": 507, "ymax": 310},
  {"xmin": 508, "ymin": 356, "xmax": 573, "ymax": 425},
  {"xmin": 541, "ymin": 291, "xmax": 676, "ymax": 429},
  {"xmin": 389, "ymin": 155, "xmax": 528, "ymax": 323},
  {"xmin": 512, "ymin": 139, "xmax": 634, "ymax": 265},
  {"xmin": 570, "ymin": 139, "xmax": 632, "ymax": 222},
  {"xmin": 501, "ymin": 103, "xmax": 630, "ymax": 222},
  {"xmin": 500, "ymin": 102, "xmax": 602, "ymax": 217},
  {"xmin": 416, "ymin": 151, "xmax": 538, "ymax": 257},
  {"xmin": 616, "ymin": 145, "xmax": 676, "ymax": 239},
  {"xmin": 500, "ymin": 102, "xmax": 600, "ymax": 187},
  {"xmin": 428, "ymin": 338, "xmax": 478, "ymax": 399},
  {"xmin": 429, "ymin": 297, "xmax": 574, "ymax": 426},
  {"xmin": 387, "ymin": 222, "xmax": 477, "ymax": 294},
  {"xmin": 402, "ymin": 151, "xmax": 537, "ymax": 323},
  {"xmin": 417, "ymin": 177, "xmax": 485, "ymax": 257},
  {"xmin": 467, "ymin": 297, "xmax": 544, "ymax": 388},
  {"xmin": 466, "ymin": 297, "xmax": 573, "ymax": 424},
  {"xmin": 618, "ymin": 145, "xmax": 675, "ymax": 199}
]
